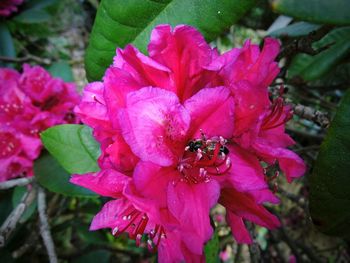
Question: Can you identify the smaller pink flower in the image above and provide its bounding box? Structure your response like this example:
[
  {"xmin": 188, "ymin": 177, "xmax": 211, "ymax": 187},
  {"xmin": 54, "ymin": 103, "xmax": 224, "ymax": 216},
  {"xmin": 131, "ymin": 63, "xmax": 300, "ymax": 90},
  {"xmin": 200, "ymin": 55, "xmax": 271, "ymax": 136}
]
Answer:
[
  {"xmin": 0, "ymin": 65, "xmax": 80, "ymax": 182},
  {"xmin": 0, "ymin": 0, "xmax": 23, "ymax": 17},
  {"xmin": 0, "ymin": 126, "xmax": 41, "ymax": 181}
]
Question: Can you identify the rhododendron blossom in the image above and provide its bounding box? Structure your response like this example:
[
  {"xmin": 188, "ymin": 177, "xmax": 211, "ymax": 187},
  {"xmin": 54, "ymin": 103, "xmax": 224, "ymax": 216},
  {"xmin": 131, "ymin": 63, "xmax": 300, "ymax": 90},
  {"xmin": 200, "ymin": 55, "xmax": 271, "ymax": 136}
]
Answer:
[
  {"xmin": 0, "ymin": 0, "xmax": 23, "ymax": 17},
  {"xmin": 0, "ymin": 65, "xmax": 80, "ymax": 182},
  {"xmin": 71, "ymin": 24, "xmax": 306, "ymax": 262}
]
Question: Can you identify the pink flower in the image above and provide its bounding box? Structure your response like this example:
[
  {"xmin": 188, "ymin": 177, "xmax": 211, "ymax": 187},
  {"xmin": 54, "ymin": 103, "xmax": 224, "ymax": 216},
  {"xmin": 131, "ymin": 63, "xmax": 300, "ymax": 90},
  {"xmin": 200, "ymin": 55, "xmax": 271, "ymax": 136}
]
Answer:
[
  {"xmin": 71, "ymin": 24, "xmax": 305, "ymax": 262},
  {"xmin": 0, "ymin": 0, "xmax": 23, "ymax": 17},
  {"xmin": 207, "ymin": 38, "xmax": 306, "ymax": 182},
  {"xmin": 0, "ymin": 65, "xmax": 80, "ymax": 181}
]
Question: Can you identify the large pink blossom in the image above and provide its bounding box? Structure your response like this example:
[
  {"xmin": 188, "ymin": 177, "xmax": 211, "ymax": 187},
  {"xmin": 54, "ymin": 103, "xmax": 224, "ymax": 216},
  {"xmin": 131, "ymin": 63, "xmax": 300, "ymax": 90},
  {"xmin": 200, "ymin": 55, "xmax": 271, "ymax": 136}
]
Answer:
[
  {"xmin": 71, "ymin": 24, "xmax": 305, "ymax": 262},
  {"xmin": 0, "ymin": 65, "xmax": 80, "ymax": 181},
  {"xmin": 0, "ymin": 0, "xmax": 23, "ymax": 17}
]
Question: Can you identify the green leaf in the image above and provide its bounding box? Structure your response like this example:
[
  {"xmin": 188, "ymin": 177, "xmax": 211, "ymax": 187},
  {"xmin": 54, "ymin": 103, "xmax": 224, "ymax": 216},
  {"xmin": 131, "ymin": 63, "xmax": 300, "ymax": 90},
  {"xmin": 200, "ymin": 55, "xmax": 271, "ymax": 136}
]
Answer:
[
  {"xmin": 269, "ymin": 22, "xmax": 321, "ymax": 38},
  {"xmin": 204, "ymin": 229, "xmax": 220, "ymax": 263},
  {"xmin": 0, "ymin": 23, "xmax": 15, "ymax": 67},
  {"xmin": 48, "ymin": 60, "xmax": 74, "ymax": 82},
  {"xmin": 35, "ymin": 154, "xmax": 97, "ymax": 197},
  {"xmin": 310, "ymin": 89, "xmax": 350, "ymax": 238},
  {"xmin": 85, "ymin": 0, "xmax": 256, "ymax": 81},
  {"xmin": 72, "ymin": 250, "xmax": 111, "ymax": 263},
  {"xmin": 41, "ymin": 124, "xmax": 100, "ymax": 175},
  {"xmin": 25, "ymin": 0, "xmax": 59, "ymax": 9},
  {"xmin": 13, "ymin": 9, "xmax": 51, "ymax": 24},
  {"xmin": 12, "ymin": 186, "xmax": 37, "ymax": 223},
  {"xmin": 271, "ymin": 0, "xmax": 350, "ymax": 26},
  {"xmin": 288, "ymin": 27, "xmax": 350, "ymax": 81}
]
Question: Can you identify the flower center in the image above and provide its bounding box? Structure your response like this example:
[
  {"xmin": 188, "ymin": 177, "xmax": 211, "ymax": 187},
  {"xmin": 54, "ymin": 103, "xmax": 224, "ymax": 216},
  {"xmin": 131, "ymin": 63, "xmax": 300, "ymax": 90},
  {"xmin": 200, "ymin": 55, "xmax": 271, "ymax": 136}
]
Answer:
[
  {"xmin": 0, "ymin": 132, "xmax": 20, "ymax": 158},
  {"xmin": 177, "ymin": 133, "xmax": 231, "ymax": 184},
  {"xmin": 112, "ymin": 206, "xmax": 166, "ymax": 251}
]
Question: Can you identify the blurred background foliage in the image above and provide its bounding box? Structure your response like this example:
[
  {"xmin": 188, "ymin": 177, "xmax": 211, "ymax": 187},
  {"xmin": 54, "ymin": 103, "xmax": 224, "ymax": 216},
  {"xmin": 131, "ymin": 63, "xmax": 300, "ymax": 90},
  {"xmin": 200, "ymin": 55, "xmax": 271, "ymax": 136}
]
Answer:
[{"xmin": 0, "ymin": 0, "xmax": 350, "ymax": 262}]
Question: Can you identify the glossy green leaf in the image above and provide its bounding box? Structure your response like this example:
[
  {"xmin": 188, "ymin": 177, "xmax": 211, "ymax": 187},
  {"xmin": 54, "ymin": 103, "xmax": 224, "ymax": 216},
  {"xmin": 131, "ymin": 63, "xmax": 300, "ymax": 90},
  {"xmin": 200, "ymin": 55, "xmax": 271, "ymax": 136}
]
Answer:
[
  {"xmin": 48, "ymin": 60, "xmax": 74, "ymax": 82},
  {"xmin": 288, "ymin": 27, "xmax": 350, "ymax": 81},
  {"xmin": 35, "ymin": 154, "xmax": 97, "ymax": 197},
  {"xmin": 271, "ymin": 0, "xmax": 350, "ymax": 26},
  {"xmin": 269, "ymin": 22, "xmax": 321, "ymax": 38},
  {"xmin": 0, "ymin": 23, "xmax": 15, "ymax": 67},
  {"xmin": 85, "ymin": 0, "xmax": 256, "ymax": 81},
  {"xmin": 41, "ymin": 124, "xmax": 100, "ymax": 175},
  {"xmin": 310, "ymin": 89, "xmax": 350, "ymax": 238},
  {"xmin": 12, "ymin": 186, "xmax": 37, "ymax": 223},
  {"xmin": 204, "ymin": 229, "xmax": 220, "ymax": 263}
]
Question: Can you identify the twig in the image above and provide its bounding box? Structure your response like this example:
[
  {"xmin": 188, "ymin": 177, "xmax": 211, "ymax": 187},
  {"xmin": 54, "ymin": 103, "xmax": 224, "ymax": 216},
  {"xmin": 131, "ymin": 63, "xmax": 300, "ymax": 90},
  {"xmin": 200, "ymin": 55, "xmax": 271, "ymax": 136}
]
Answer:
[
  {"xmin": 234, "ymin": 244, "xmax": 243, "ymax": 263},
  {"xmin": 293, "ymin": 104, "xmax": 330, "ymax": 128},
  {"xmin": 245, "ymin": 222, "xmax": 262, "ymax": 263},
  {"xmin": 0, "ymin": 55, "xmax": 51, "ymax": 65},
  {"xmin": 38, "ymin": 187, "xmax": 58, "ymax": 263},
  {"xmin": 0, "ymin": 186, "xmax": 37, "ymax": 247},
  {"xmin": 0, "ymin": 177, "xmax": 35, "ymax": 190},
  {"xmin": 277, "ymin": 25, "xmax": 334, "ymax": 60}
]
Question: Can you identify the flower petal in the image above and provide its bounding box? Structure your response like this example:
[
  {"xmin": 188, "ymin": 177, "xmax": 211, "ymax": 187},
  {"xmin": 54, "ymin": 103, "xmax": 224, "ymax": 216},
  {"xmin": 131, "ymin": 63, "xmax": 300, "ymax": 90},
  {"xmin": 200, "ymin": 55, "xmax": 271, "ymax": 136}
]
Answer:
[
  {"xmin": 167, "ymin": 180, "xmax": 220, "ymax": 254},
  {"xmin": 226, "ymin": 211, "xmax": 252, "ymax": 244},
  {"xmin": 119, "ymin": 87, "xmax": 190, "ymax": 166},
  {"xmin": 70, "ymin": 169, "xmax": 129, "ymax": 198},
  {"xmin": 148, "ymin": 24, "xmax": 216, "ymax": 101},
  {"xmin": 184, "ymin": 86, "xmax": 234, "ymax": 139}
]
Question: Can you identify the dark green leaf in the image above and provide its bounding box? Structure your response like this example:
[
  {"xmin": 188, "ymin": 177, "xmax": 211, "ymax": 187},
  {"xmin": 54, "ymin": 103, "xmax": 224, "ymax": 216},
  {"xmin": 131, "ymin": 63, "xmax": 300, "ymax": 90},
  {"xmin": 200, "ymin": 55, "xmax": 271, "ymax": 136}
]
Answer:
[
  {"xmin": 48, "ymin": 60, "xmax": 74, "ymax": 82},
  {"xmin": 41, "ymin": 124, "xmax": 100, "ymax": 175},
  {"xmin": 288, "ymin": 27, "xmax": 350, "ymax": 81},
  {"xmin": 12, "ymin": 186, "xmax": 37, "ymax": 223},
  {"xmin": 0, "ymin": 23, "xmax": 15, "ymax": 67},
  {"xmin": 13, "ymin": 9, "xmax": 51, "ymax": 24},
  {"xmin": 35, "ymin": 154, "xmax": 97, "ymax": 197},
  {"xmin": 204, "ymin": 229, "xmax": 220, "ymax": 263},
  {"xmin": 271, "ymin": 0, "xmax": 350, "ymax": 26},
  {"xmin": 269, "ymin": 22, "xmax": 321, "ymax": 38},
  {"xmin": 310, "ymin": 89, "xmax": 350, "ymax": 238},
  {"xmin": 85, "ymin": 0, "xmax": 256, "ymax": 81},
  {"xmin": 25, "ymin": 0, "xmax": 59, "ymax": 9},
  {"xmin": 72, "ymin": 250, "xmax": 111, "ymax": 263}
]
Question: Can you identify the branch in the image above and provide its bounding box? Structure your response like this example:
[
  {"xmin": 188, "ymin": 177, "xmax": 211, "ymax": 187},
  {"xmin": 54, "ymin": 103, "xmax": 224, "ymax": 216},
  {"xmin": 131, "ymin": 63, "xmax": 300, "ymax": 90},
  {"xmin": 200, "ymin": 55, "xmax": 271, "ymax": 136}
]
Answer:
[
  {"xmin": 277, "ymin": 25, "xmax": 334, "ymax": 60},
  {"xmin": 293, "ymin": 104, "xmax": 330, "ymax": 128},
  {"xmin": 0, "ymin": 55, "xmax": 51, "ymax": 65},
  {"xmin": 0, "ymin": 177, "xmax": 34, "ymax": 190},
  {"xmin": 245, "ymin": 222, "xmax": 262, "ymax": 263},
  {"xmin": 38, "ymin": 187, "xmax": 58, "ymax": 263},
  {"xmin": 0, "ymin": 186, "xmax": 37, "ymax": 247}
]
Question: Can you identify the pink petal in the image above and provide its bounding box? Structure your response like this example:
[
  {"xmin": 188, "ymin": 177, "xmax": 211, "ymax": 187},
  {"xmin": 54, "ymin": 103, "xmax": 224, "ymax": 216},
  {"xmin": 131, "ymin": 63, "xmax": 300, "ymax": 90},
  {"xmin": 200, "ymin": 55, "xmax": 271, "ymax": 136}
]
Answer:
[
  {"xmin": 105, "ymin": 136, "xmax": 139, "ymax": 173},
  {"xmin": 227, "ymin": 145, "xmax": 267, "ymax": 192},
  {"xmin": 184, "ymin": 86, "xmax": 235, "ymax": 139},
  {"xmin": 253, "ymin": 143, "xmax": 306, "ymax": 182},
  {"xmin": 167, "ymin": 179, "xmax": 219, "ymax": 254},
  {"xmin": 90, "ymin": 199, "xmax": 128, "ymax": 230},
  {"xmin": 70, "ymin": 169, "xmax": 130, "ymax": 198},
  {"xmin": 220, "ymin": 188, "xmax": 280, "ymax": 229},
  {"xmin": 119, "ymin": 87, "xmax": 190, "ymax": 166},
  {"xmin": 226, "ymin": 211, "xmax": 252, "ymax": 244},
  {"xmin": 148, "ymin": 24, "xmax": 216, "ymax": 101}
]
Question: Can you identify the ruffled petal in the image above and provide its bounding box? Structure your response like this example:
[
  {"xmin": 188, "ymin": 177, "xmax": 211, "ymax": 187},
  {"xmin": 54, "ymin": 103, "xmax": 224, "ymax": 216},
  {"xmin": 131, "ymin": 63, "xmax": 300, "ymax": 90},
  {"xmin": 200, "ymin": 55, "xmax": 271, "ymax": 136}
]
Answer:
[
  {"xmin": 148, "ymin": 24, "xmax": 216, "ymax": 101},
  {"xmin": 220, "ymin": 188, "xmax": 280, "ymax": 229},
  {"xmin": 70, "ymin": 169, "xmax": 130, "ymax": 198},
  {"xmin": 227, "ymin": 145, "xmax": 267, "ymax": 192},
  {"xmin": 184, "ymin": 86, "xmax": 235, "ymax": 139},
  {"xmin": 119, "ymin": 87, "xmax": 190, "ymax": 166},
  {"xmin": 253, "ymin": 143, "xmax": 306, "ymax": 182},
  {"xmin": 226, "ymin": 211, "xmax": 252, "ymax": 244},
  {"xmin": 167, "ymin": 179, "xmax": 220, "ymax": 254}
]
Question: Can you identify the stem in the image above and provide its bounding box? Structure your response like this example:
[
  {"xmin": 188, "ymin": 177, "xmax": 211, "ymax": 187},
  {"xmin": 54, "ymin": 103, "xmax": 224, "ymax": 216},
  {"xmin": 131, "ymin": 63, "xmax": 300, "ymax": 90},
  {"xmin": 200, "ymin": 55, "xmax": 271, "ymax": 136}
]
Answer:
[{"xmin": 38, "ymin": 187, "xmax": 58, "ymax": 263}]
